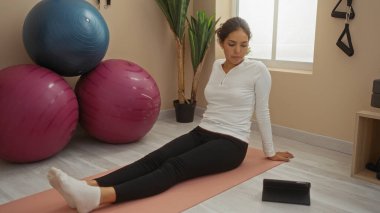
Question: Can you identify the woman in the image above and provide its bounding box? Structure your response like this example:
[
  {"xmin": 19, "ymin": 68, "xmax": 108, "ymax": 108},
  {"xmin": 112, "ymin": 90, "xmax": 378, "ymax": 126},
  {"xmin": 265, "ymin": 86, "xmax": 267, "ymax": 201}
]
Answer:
[{"xmin": 48, "ymin": 17, "xmax": 294, "ymax": 213}]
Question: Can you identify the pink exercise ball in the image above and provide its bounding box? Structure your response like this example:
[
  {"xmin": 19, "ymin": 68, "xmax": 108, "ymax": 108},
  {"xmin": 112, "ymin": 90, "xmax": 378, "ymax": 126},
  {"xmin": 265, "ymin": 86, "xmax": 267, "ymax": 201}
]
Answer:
[
  {"xmin": 75, "ymin": 59, "xmax": 161, "ymax": 144},
  {"xmin": 0, "ymin": 64, "xmax": 79, "ymax": 163}
]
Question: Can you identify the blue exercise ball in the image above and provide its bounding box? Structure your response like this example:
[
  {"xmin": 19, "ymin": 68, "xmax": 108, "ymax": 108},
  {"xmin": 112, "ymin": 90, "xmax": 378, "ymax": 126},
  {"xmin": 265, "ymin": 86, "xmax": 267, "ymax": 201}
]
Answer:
[{"xmin": 23, "ymin": 0, "xmax": 109, "ymax": 77}]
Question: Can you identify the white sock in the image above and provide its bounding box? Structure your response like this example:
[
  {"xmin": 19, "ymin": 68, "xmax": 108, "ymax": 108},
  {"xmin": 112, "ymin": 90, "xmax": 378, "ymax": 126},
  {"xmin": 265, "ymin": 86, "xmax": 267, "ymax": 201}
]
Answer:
[
  {"xmin": 47, "ymin": 167, "xmax": 76, "ymax": 208},
  {"xmin": 48, "ymin": 167, "xmax": 100, "ymax": 213}
]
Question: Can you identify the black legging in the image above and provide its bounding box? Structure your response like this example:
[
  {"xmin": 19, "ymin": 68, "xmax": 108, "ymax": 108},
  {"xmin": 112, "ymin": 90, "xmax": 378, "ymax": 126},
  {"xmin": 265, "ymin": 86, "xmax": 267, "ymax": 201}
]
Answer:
[{"xmin": 95, "ymin": 126, "xmax": 248, "ymax": 203}]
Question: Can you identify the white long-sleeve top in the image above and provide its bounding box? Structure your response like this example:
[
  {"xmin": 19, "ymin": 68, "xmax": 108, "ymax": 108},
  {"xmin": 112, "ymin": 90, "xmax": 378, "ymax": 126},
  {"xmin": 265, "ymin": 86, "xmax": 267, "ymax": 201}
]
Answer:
[{"xmin": 199, "ymin": 58, "xmax": 275, "ymax": 157}]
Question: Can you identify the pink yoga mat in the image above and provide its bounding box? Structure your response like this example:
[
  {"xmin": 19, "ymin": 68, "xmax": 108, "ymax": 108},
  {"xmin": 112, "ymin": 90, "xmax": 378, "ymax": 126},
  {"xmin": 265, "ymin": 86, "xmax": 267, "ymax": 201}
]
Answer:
[{"xmin": 0, "ymin": 148, "xmax": 282, "ymax": 213}]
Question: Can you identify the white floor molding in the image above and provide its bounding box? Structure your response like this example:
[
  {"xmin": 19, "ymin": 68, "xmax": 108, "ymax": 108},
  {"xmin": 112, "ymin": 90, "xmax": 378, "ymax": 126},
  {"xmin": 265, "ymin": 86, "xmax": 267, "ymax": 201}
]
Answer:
[{"xmin": 270, "ymin": 124, "xmax": 352, "ymax": 155}]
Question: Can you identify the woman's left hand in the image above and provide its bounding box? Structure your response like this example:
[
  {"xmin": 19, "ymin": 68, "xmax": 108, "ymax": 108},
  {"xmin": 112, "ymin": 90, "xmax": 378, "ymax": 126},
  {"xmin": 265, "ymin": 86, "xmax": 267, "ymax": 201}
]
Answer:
[{"xmin": 267, "ymin": 151, "xmax": 294, "ymax": 162}]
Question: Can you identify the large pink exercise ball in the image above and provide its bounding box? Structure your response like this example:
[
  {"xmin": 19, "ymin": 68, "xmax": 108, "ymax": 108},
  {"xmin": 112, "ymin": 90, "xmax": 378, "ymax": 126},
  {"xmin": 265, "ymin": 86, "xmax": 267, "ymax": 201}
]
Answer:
[
  {"xmin": 75, "ymin": 59, "xmax": 161, "ymax": 144},
  {"xmin": 0, "ymin": 64, "xmax": 79, "ymax": 163}
]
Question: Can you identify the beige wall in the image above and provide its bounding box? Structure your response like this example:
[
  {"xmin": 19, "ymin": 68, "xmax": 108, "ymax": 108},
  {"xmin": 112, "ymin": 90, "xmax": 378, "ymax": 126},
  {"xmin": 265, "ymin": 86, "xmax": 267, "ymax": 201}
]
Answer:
[{"xmin": 1, "ymin": 0, "xmax": 380, "ymax": 144}]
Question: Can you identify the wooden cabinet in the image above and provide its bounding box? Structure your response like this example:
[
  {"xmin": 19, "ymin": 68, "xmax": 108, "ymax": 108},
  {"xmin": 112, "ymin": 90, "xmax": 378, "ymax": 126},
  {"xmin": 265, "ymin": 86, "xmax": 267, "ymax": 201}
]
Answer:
[{"xmin": 352, "ymin": 111, "xmax": 380, "ymax": 185}]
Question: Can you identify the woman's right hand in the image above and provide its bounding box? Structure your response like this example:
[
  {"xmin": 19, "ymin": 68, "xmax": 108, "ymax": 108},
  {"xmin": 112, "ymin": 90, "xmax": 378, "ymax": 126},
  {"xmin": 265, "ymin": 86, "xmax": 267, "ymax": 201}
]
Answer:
[{"xmin": 267, "ymin": 151, "xmax": 294, "ymax": 162}]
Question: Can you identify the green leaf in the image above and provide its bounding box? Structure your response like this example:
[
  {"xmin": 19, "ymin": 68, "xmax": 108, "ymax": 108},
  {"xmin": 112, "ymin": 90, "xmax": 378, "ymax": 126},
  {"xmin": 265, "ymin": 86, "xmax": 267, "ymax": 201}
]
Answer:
[
  {"xmin": 187, "ymin": 11, "xmax": 220, "ymax": 72},
  {"xmin": 155, "ymin": 0, "xmax": 190, "ymax": 43}
]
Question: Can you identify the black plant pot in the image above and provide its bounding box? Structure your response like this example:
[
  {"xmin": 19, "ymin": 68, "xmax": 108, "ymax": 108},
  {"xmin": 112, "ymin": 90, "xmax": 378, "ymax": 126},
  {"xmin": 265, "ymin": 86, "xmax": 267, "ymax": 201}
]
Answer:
[{"xmin": 173, "ymin": 100, "xmax": 196, "ymax": 123}]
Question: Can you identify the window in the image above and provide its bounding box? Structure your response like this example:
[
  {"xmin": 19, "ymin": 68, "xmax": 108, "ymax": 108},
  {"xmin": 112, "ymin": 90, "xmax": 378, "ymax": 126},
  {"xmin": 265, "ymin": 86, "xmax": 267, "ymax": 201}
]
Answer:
[{"xmin": 237, "ymin": 0, "xmax": 318, "ymax": 71}]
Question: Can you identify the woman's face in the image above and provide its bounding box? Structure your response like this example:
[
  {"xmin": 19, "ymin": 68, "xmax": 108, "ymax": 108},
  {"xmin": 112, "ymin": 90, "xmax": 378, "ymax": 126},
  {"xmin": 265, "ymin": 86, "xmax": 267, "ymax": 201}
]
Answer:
[{"xmin": 220, "ymin": 28, "xmax": 249, "ymax": 67}]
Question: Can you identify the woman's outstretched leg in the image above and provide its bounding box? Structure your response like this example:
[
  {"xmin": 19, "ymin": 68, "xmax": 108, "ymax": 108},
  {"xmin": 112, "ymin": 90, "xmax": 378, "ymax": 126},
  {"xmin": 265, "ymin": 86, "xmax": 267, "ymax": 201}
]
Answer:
[
  {"xmin": 112, "ymin": 136, "xmax": 248, "ymax": 202},
  {"xmin": 48, "ymin": 128, "xmax": 204, "ymax": 211},
  {"xmin": 94, "ymin": 129, "xmax": 203, "ymax": 187},
  {"xmin": 48, "ymin": 127, "xmax": 248, "ymax": 211}
]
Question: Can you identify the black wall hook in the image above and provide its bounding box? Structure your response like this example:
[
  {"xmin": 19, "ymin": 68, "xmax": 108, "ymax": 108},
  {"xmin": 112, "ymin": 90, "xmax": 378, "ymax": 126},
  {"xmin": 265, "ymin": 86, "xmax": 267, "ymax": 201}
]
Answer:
[
  {"xmin": 96, "ymin": 0, "xmax": 111, "ymax": 9},
  {"xmin": 105, "ymin": 0, "xmax": 111, "ymax": 8}
]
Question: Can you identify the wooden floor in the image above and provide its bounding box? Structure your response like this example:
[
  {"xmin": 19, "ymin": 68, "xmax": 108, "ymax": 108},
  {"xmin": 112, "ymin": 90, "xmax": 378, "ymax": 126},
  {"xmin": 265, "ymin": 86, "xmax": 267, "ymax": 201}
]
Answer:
[{"xmin": 1, "ymin": 114, "xmax": 380, "ymax": 213}]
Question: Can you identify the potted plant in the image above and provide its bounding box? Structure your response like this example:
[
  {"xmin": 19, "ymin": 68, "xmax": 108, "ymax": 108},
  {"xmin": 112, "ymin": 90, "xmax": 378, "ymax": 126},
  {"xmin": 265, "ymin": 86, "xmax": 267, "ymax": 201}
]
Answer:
[
  {"xmin": 155, "ymin": 0, "xmax": 191, "ymax": 122},
  {"xmin": 155, "ymin": 1, "xmax": 218, "ymax": 122},
  {"xmin": 187, "ymin": 11, "xmax": 219, "ymax": 111}
]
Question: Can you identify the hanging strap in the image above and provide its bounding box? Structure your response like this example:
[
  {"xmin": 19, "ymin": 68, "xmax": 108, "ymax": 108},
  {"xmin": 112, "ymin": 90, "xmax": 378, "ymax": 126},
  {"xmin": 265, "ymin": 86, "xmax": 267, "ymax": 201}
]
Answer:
[
  {"xmin": 331, "ymin": 0, "xmax": 355, "ymax": 19},
  {"xmin": 336, "ymin": 23, "xmax": 354, "ymax": 56}
]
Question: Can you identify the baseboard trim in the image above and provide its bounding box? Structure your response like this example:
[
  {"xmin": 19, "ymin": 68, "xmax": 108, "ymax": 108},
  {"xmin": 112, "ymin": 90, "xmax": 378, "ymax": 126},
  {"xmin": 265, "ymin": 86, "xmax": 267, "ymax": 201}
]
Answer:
[
  {"xmin": 269, "ymin": 124, "xmax": 352, "ymax": 155},
  {"xmin": 159, "ymin": 108, "xmax": 353, "ymax": 155}
]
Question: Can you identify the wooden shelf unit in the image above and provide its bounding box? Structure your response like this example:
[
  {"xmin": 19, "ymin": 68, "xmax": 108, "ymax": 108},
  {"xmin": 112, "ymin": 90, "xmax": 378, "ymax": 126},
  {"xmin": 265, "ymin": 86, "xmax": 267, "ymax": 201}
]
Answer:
[{"xmin": 352, "ymin": 111, "xmax": 380, "ymax": 185}]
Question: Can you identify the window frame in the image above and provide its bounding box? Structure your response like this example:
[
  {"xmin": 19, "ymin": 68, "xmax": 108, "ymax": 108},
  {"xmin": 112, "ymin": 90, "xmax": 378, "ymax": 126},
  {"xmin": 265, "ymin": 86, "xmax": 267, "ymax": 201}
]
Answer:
[{"xmin": 235, "ymin": 0, "xmax": 316, "ymax": 72}]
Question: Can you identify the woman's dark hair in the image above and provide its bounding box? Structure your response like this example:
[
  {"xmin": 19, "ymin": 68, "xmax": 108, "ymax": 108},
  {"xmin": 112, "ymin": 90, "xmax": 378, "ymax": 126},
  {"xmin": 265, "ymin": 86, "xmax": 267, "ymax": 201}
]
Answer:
[{"xmin": 216, "ymin": 17, "xmax": 251, "ymax": 43}]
